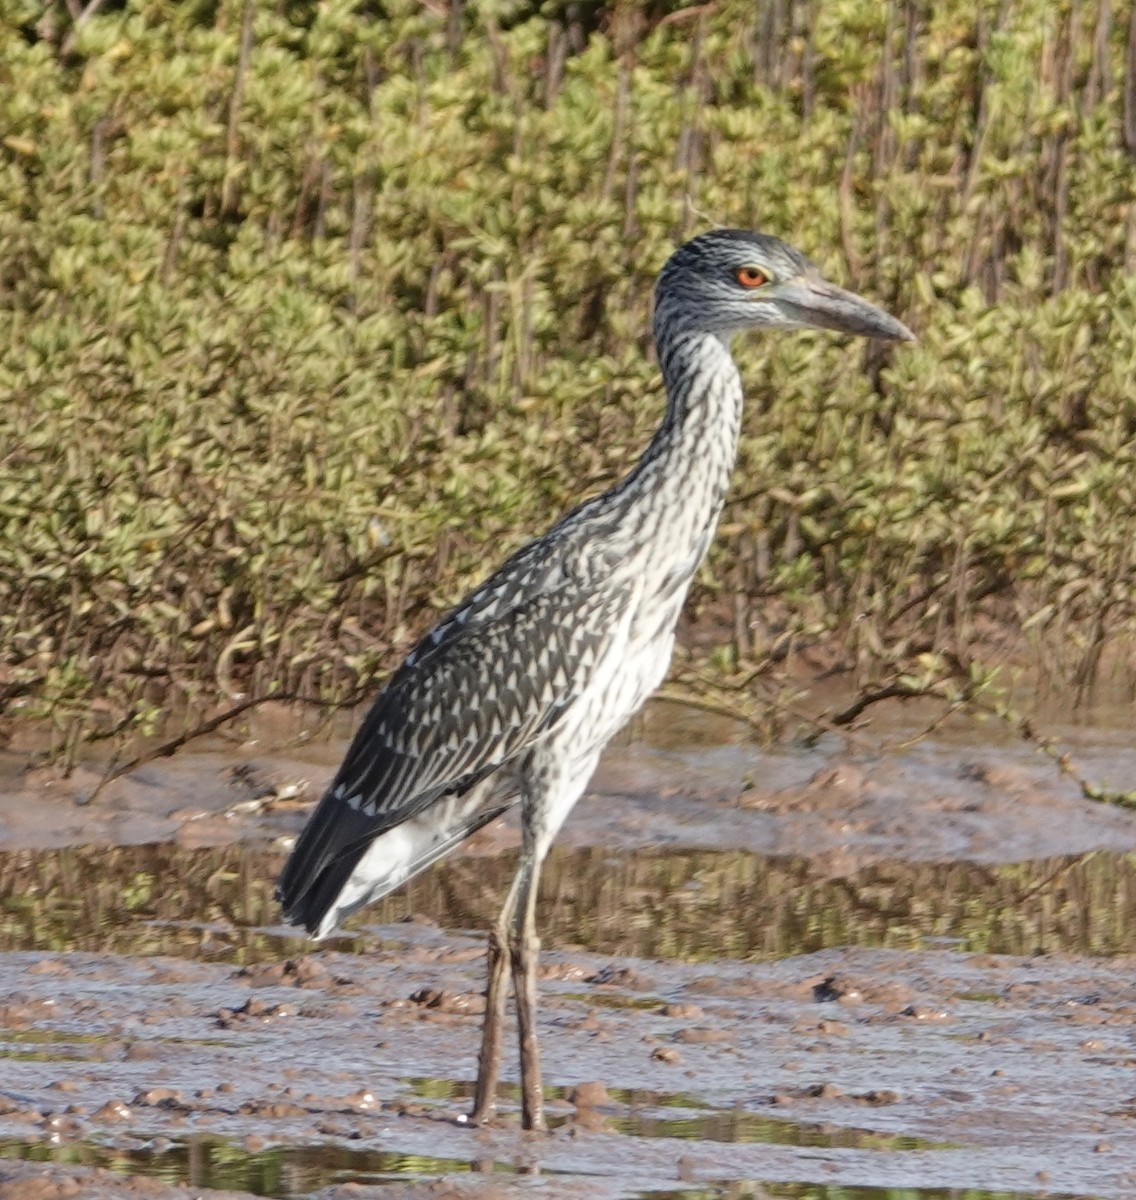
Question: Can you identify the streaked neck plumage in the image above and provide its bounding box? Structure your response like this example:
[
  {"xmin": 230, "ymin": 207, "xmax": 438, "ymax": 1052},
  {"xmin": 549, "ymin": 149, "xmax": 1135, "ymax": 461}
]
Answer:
[{"xmin": 589, "ymin": 298, "xmax": 745, "ymax": 582}]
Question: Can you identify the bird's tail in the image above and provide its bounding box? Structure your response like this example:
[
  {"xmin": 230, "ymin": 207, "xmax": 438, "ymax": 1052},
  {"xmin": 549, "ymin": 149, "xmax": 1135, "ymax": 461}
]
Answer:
[{"xmin": 278, "ymin": 786, "xmax": 516, "ymax": 939}]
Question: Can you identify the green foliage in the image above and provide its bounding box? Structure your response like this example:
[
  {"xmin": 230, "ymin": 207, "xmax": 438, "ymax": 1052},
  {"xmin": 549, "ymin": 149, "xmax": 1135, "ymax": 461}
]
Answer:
[{"xmin": 3, "ymin": 0, "xmax": 1136, "ymax": 750}]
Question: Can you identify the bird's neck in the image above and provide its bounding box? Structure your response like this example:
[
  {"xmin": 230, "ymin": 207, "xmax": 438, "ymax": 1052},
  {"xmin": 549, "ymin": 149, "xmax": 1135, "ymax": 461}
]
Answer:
[
  {"xmin": 656, "ymin": 327, "xmax": 742, "ymax": 441},
  {"xmin": 613, "ymin": 327, "xmax": 744, "ymax": 558}
]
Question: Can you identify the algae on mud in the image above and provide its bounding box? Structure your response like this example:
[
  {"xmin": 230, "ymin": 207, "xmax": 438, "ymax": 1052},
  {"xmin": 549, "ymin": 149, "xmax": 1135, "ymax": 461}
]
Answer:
[{"xmin": 4, "ymin": 1, "xmax": 1136, "ymax": 759}]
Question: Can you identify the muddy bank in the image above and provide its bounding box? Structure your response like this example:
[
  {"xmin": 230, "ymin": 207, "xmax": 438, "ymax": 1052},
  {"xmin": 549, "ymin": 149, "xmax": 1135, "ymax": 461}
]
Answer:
[
  {"xmin": 2, "ymin": 935, "xmax": 1136, "ymax": 1197},
  {"xmin": 2, "ymin": 704, "xmax": 1136, "ymax": 1197},
  {"xmin": 5, "ymin": 703, "xmax": 1136, "ymax": 866}
]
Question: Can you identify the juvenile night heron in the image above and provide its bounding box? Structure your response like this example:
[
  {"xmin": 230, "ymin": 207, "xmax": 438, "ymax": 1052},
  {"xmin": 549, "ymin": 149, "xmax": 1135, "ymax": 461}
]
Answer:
[{"xmin": 277, "ymin": 229, "xmax": 913, "ymax": 1131}]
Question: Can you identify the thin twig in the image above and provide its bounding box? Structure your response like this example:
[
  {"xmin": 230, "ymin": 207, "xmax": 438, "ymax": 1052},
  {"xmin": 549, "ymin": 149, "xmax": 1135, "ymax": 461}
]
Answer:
[
  {"xmin": 62, "ymin": 0, "xmax": 108, "ymax": 53},
  {"xmin": 84, "ymin": 693, "xmax": 287, "ymax": 805},
  {"xmin": 221, "ymin": 0, "xmax": 255, "ymax": 218},
  {"xmin": 829, "ymin": 683, "xmax": 928, "ymax": 727},
  {"xmin": 1019, "ymin": 849, "xmax": 1101, "ymax": 903}
]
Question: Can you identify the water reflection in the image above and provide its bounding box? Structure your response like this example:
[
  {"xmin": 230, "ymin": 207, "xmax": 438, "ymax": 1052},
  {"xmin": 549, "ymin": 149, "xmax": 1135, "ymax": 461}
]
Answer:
[
  {"xmin": 0, "ymin": 1136, "xmax": 516, "ymax": 1195},
  {"xmin": 2, "ymin": 842, "xmax": 1135, "ymax": 964},
  {"xmin": 404, "ymin": 1078, "xmax": 948, "ymax": 1150},
  {"xmin": 609, "ymin": 1109, "xmax": 939, "ymax": 1148},
  {"xmin": 649, "ymin": 1187, "xmax": 1088, "ymax": 1200},
  {"xmin": 0, "ymin": 1136, "xmax": 1089, "ymax": 1200}
]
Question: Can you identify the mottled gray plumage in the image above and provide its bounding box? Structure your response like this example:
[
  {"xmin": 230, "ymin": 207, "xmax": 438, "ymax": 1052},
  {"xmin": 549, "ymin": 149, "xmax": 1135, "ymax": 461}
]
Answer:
[{"xmin": 277, "ymin": 229, "xmax": 913, "ymax": 1130}]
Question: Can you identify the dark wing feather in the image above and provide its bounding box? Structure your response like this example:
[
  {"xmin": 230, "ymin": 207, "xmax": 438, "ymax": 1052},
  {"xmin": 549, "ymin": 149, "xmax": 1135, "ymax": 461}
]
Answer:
[
  {"xmin": 276, "ymin": 577, "xmax": 619, "ymax": 926},
  {"xmin": 281, "ymin": 788, "xmax": 515, "ymax": 939}
]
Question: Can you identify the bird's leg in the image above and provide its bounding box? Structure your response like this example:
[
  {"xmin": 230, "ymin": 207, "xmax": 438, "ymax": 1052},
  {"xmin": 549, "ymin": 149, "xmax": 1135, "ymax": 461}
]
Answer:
[
  {"xmin": 511, "ymin": 856, "xmax": 546, "ymax": 1132},
  {"xmin": 469, "ymin": 870, "xmax": 522, "ymax": 1125},
  {"xmin": 505, "ymin": 757, "xmax": 598, "ymax": 1133}
]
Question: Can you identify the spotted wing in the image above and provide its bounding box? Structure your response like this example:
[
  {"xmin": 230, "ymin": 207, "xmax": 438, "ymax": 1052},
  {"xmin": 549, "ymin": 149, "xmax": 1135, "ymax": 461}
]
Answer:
[{"xmin": 276, "ymin": 579, "xmax": 621, "ymax": 928}]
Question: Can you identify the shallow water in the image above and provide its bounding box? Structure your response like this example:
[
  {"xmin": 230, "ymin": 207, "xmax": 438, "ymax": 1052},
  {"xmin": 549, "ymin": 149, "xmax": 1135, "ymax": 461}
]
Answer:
[
  {"xmin": 2, "ymin": 922, "xmax": 1134, "ymax": 1196},
  {"xmin": 4, "ymin": 706, "xmax": 1136, "ymax": 1198},
  {"xmin": 0, "ymin": 1136, "xmax": 1093, "ymax": 1199},
  {"xmin": 3, "ymin": 841, "xmax": 1136, "ymax": 964},
  {"xmin": 0, "ymin": 1136, "xmax": 522, "ymax": 1194}
]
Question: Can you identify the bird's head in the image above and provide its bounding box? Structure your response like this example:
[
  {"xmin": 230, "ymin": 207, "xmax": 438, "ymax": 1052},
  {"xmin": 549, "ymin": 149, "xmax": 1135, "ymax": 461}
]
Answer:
[{"xmin": 654, "ymin": 229, "xmax": 914, "ymax": 343}]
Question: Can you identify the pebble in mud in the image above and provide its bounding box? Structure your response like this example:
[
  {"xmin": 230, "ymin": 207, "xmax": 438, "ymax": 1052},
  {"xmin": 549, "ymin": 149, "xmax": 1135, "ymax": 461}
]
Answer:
[
  {"xmin": 658, "ymin": 1002, "xmax": 703, "ymax": 1019},
  {"xmin": 566, "ymin": 1081, "xmax": 610, "ymax": 1109},
  {"xmin": 673, "ymin": 1026, "xmax": 731, "ymax": 1044},
  {"xmin": 811, "ymin": 973, "xmax": 916, "ymax": 1010},
  {"xmin": 588, "ymin": 964, "xmax": 654, "ymax": 990},
  {"xmin": 215, "ymin": 998, "xmax": 298, "ymax": 1027},
  {"xmin": 146, "ymin": 964, "xmax": 200, "ymax": 985},
  {"xmin": 342, "ymin": 1090, "xmax": 381, "ymax": 1112},
  {"xmin": 0, "ymin": 1003, "xmax": 35, "ymax": 1030},
  {"xmin": 0, "ymin": 1105, "xmax": 40, "ymax": 1124},
  {"xmin": 234, "ymin": 957, "xmax": 337, "ymax": 989},
  {"xmin": 902, "ymin": 1003, "xmax": 953, "ymax": 1021},
  {"xmin": 821, "ymin": 1018, "xmax": 853, "ymax": 1035},
  {"xmin": 238, "ymin": 1099, "xmax": 308, "ymax": 1118},
  {"xmin": 89, "ymin": 1101, "xmax": 131, "ymax": 1123},
  {"xmin": 122, "ymin": 1042, "xmax": 162, "ymax": 1061},
  {"xmin": 686, "ymin": 975, "xmax": 768, "ymax": 998},
  {"xmin": 39, "ymin": 1113, "xmax": 85, "ymax": 1141},
  {"xmin": 564, "ymin": 1082, "xmax": 614, "ymax": 1130},
  {"xmin": 562, "ymin": 1010, "xmax": 612, "ymax": 1034},
  {"xmin": 132, "ymin": 1089, "xmax": 182, "ymax": 1108},
  {"xmin": 408, "ymin": 987, "xmax": 486, "ymax": 1014},
  {"xmin": 538, "ymin": 960, "xmax": 592, "ymax": 982},
  {"xmin": 812, "ymin": 975, "xmax": 863, "ymax": 1004}
]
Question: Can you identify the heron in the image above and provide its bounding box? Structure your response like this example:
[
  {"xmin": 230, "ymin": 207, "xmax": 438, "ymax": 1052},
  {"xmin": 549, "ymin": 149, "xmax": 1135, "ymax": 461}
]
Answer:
[{"xmin": 276, "ymin": 228, "xmax": 913, "ymax": 1131}]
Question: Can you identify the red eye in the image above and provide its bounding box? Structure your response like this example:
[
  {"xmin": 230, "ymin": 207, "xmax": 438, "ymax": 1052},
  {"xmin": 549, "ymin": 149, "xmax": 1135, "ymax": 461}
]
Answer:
[{"xmin": 735, "ymin": 266, "xmax": 769, "ymax": 288}]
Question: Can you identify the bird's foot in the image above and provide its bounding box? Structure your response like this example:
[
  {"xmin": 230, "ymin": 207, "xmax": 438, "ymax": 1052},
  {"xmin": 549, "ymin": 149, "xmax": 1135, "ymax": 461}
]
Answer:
[
  {"xmin": 520, "ymin": 1107, "xmax": 548, "ymax": 1134},
  {"xmin": 466, "ymin": 1098, "xmax": 497, "ymax": 1126},
  {"xmin": 463, "ymin": 1098, "xmax": 548, "ymax": 1132}
]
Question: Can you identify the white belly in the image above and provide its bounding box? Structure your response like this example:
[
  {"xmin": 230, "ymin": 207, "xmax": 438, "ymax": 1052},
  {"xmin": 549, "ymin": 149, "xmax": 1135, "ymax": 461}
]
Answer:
[{"xmin": 556, "ymin": 586, "xmax": 683, "ymax": 763}]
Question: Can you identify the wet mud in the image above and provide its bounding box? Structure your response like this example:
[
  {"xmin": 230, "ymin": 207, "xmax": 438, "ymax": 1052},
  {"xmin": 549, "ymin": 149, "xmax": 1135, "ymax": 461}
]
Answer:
[{"xmin": 2, "ymin": 703, "xmax": 1136, "ymax": 1198}]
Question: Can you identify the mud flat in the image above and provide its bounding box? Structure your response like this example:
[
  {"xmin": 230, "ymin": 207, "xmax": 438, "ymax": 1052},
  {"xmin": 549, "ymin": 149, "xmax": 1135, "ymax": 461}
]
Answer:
[{"xmin": 3, "ymin": 704, "xmax": 1136, "ymax": 1198}]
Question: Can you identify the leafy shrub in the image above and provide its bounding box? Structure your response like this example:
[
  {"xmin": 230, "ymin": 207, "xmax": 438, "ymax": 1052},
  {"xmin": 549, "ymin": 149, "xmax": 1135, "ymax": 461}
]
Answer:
[{"xmin": 2, "ymin": 0, "xmax": 1136, "ymax": 756}]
